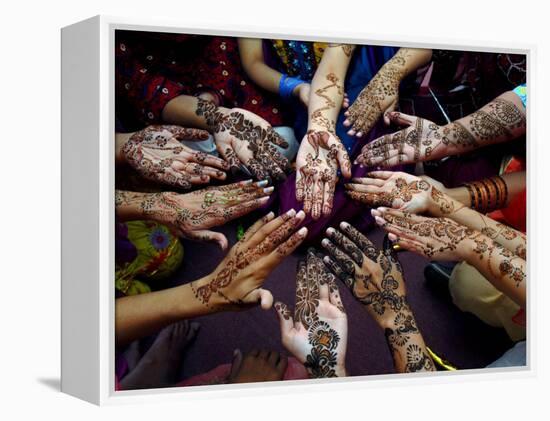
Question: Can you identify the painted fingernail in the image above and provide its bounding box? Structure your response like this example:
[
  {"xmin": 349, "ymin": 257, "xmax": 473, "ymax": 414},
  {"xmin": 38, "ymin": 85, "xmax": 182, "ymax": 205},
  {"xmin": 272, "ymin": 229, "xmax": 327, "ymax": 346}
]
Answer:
[
  {"xmin": 266, "ymin": 211, "xmax": 275, "ymax": 220},
  {"xmin": 256, "ymin": 179, "xmax": 269, "ymax": 187},
  {"xmin": 258, "ymin": 196, "xmax": 270, "ymax": 204},
  {"xmin": 264, "ymin": 186, "xmax": 274, "ymax": 194},
  {"xmin": 323, "ymin": 256, "xmax": 331, "ymax": 263},
  {"xmin": 296, "ymin": 210, "xmax": 305, "ymax": 219},
  {"xmin": 371, "ymin": 209, "xmax": 381, "ymax": 217},
  {"xmin": 242, "ymin": 179, "xmax": 253, "ymax": 185},
  {"xmin": 286, "ymin": 209, "xmax": 296, "ymax": 217},
  {"xmin": 321, "ymin": 239, "xmax": 329, "ymax": 247},
  {"xmin": 388, "ymin": 233, "xmax": 398, "ymax": 241},
  {"xmin": 340, "ymin": 221, "xmax": 350, "ymax": 229},
  {"xmin": 375, "ymin": 216, "xmax": 386, "ymax": 225},
  {"xmin": 298, "ymin": 227, "xmax": 308, "ymax": 235},
  {"xmin": 378, "ymin": 207, "xmax": 388, "ymax": 212},
  {"xmin": 326, "ymin": 227, "xmax": 335, "ymax": 235}
]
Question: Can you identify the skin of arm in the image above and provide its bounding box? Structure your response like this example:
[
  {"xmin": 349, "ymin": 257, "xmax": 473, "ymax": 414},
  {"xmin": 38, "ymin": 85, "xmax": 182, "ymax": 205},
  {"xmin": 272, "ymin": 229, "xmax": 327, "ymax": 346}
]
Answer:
[
  {"xmin": 345, "ymin": 171, "xmax": 526, "ymax": 259},
  {"xmin": 116, "ymin": 210, "xmax": 308, "ymax": 347},
  {"xmin": 238, "ymin": 38, "xmax": 286, "ymax": 94},
  {"xmin": 376, "ymin": 209, "xmax": 526, "ymax": 308},
  {"xmin": 307, "ymin": 44, "xmax": 354, "ymax": 133},
  {"xmin": 358, "ymin": 90, "xmax": 527, "ymax": 167},
  {"xmin": 321, "ymin": 222, "xmax": 435, "ymax": 373}
]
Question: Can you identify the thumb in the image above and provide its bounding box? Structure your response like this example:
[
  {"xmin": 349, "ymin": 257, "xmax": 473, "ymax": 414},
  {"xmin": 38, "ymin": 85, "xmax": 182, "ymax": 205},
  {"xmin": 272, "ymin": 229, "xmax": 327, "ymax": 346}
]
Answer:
[
  {"xmin": 183, "ymin": 229, "xmax": 228, "ymax": 250},
  {"xmin": 383, "ymin": 100, "xmax": 399, "ymax": 125},
  {"xmin": 274, "ymin": 301, "xmax": 294, "ymax": 336},
  {"xmin": 171, "ymin": 127, "xmax": 210, "ymax": 141},
  {"xmin": 386, "ymin": 111, "xmax": 417, "ymax": 128},
  {"xmin": 246, "ymin": 288, "xmax": 274, "ymax": 310}
]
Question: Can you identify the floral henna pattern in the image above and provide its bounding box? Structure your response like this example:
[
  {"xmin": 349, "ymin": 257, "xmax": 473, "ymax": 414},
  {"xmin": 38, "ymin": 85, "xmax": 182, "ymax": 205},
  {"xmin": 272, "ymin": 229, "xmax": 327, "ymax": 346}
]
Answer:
[
  {"xmin": 122, "ymin": 125, "xmax": 220, "ymax": 188},
  {"xmin": 404, "ymin": 344, "xmax": 434, "ymax": 372},
  {"xmin": 195, "ymin": 98, "xmax": 290, "ymax": 180},
  {"xmin": 346, "ymin": 49, "xmax": 409, "ymax": 135},
  {"xmin": 347, "ymin": 177, "xmax": 431, "ymax": 209},
  {"xmin": 304, "ymin": 320, "xmax": 340, "ymax": 378}
]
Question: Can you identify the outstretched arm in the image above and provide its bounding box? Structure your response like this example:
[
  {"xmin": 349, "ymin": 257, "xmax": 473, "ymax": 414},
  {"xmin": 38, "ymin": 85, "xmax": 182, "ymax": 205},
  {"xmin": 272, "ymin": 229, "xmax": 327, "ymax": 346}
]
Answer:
[
  {"xmin": 321, "ymin": 222, "xmax": 435, "ymax": 373},
  {"xmin": 357, "ymin": 89, "xmax": 526, "ymax": 167},
  {"xmin": 116, "ymin": 211, "xmax": 308, "ymax": 346},
  {"xmin": 344, "ymin": 48, "xmax": 432, "ymax": 137}
]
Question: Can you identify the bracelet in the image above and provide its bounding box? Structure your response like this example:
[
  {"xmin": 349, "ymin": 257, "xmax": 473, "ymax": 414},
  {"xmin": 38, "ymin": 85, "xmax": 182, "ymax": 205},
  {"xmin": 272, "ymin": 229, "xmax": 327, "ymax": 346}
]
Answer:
[
  {"xmin": 463, "ymin": 175, "xmax": 509, "ymax": 213},
  {"xmin": 279, "ymin": 74, "xmax": 305, "ymax": 100}
]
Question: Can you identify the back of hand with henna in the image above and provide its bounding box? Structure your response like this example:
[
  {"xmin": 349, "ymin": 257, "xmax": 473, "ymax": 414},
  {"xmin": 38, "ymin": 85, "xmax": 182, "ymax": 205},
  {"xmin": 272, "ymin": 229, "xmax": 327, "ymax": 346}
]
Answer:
[
  {"xmin": 275, "ymin": 249, "xmax": 348, "ymax": 378},
  {"xmin": 195, "ymin": 98, "xmax": 291, "ymax": 181},
  {"xmin": 121, "ymin": 125, "xmax": 229, "ymax": 188},
  {"xmin": 321, "ymin": 222, "xmax": 435, "ymax": 373},
  {"xmin": 190, "ymin": 209, "xmax": 308, "ymax": 311}
]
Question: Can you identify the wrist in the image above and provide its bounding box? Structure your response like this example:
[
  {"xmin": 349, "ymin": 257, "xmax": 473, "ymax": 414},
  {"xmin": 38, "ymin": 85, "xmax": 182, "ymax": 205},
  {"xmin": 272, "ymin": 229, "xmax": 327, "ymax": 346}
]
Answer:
[{"xmin": 334, "ymin": 365, "xmax": 347, "ymax": 377}]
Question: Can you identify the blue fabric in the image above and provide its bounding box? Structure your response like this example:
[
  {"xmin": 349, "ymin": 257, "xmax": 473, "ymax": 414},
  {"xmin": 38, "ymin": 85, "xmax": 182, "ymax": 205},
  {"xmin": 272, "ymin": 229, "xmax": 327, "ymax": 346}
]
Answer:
[
  {"xmin": 486, "ymin": 341, "xmax": 526, "ymax": 368},
  {"xmin": 512, "ymin": 84, "xmax": 527, "ymax": 108},
  {"xmin": 291, "ymin": 45, "xmax": 398, "ymax": 152},
  {"xmin": 279, "ymin": 74, "xmax": 306, "ymax": 99}
]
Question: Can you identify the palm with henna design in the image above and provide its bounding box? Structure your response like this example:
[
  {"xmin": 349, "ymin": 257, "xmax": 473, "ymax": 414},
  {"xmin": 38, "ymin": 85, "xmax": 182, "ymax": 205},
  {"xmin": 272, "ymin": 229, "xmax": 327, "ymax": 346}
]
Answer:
[
  {"xmin": 321, "ymin": 222, "xmax": 435, "ymax": 373},
  {"xmin": 275, "ymin": 250, "xmax": 347, "ymax": 378},
  {"xmin": 345, "ymin": 171, "xmax": 459, "ymax": 216},
  {"xmin": 122, "ymin": 125, "xmax": 230, "ymax": 188},
  {"xmin": 191, "ymin": 210, "xmax": 308, "ymax": 311},
  {"xmin": 196, "ymin": 99, "xmax": 290, "ymax": 181},
  {"xmin": 296, "ymin": 130, "xmax": 351, "ymax": 220},
  {"xmin": 137, "ymin": 180, "xmax": 273, "ymax": 249}
]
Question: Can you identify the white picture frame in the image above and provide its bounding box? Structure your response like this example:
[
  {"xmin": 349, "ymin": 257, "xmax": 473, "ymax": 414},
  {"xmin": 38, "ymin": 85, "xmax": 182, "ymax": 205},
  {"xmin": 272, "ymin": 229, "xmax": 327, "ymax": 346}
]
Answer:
[{"xmin": 61, "ymin": 15, "xmax": 534, "ymax": 405}]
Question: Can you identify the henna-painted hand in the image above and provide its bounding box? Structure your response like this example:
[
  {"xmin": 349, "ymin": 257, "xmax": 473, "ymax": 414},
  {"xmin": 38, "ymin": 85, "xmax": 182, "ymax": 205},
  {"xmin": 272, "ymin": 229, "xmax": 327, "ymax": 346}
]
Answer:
[
  {"xmin": 296, "ymin": 130, "xmax": 351, "ymax": 219},
  {"xmin": 140, "ymin": 179, "xmax": 273, "ymax": 249},
  {"xmin": 275, "ymin": 249, "xmax": 347, "ymax": 378},
  {"xmin": 345, "ymin": 171, "xmax": 460, "ymax": 216},
  {"xmin": 196, "ymin": 99, "xmax": 291, "ymax": 181},
  {"xmin": 355, "ymin": 112, "xmax": 473, "ymax": 167},
  {"xmin": 191, "ymin": 209, "xmax": 308, "ymax": 311},
  {"xmin": 343, "ymin": 64, "xmax": 402, "ymax": 138},
  {"xmin": 374, "ymin": 208, "xmax": 477, "ymax": 261},
  {"xmin": 321, "ymin": 222, "xmax": 407, "ymax": 327},
  {"xmin": 321, "ymin": 222, "xmax": 435, "ymax": 373},
  {"xmin": 121, "ymin": 125, "xmax": 230, "ymax": 188}
]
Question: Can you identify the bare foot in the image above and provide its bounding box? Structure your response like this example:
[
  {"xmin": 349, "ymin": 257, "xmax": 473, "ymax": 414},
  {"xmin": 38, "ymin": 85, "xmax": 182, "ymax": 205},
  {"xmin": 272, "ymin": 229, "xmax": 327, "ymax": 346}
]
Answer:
[
  {"xmin": 119, "ymin": 320, "xmax": 199, "ymax": 390},
  {"xmin": 227, "ymin": 349, "xmax": 288, "ymax": 384}
]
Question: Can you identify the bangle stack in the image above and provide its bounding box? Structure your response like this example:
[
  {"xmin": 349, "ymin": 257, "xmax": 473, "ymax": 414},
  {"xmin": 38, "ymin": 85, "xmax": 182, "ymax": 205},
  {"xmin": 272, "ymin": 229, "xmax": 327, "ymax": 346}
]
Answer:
[
  {"xmin": 463, "ymin": 176, "xmax": 508, "ymax": 213},
  {"xmin": 279, "ymin": 74, "xmax": 305, "ymax": 100}
]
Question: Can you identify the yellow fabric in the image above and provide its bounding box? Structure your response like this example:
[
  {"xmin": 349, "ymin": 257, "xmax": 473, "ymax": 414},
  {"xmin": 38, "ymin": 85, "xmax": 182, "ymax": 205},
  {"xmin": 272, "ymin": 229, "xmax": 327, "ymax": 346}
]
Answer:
[{"xmin": 449, "ymin": 262, "xmax": 525, "ymax": 341}]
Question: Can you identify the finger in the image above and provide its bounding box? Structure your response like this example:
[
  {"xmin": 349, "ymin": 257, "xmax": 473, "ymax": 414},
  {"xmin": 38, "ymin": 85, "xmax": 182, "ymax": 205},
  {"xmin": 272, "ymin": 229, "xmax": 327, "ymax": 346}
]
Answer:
[
  {"xmin": 161, "ymin": 167, "xmax": 193, "ymax": 189},
  {"xmin": 344, "ymin": 183, "xmax": 383, "ymax": 193},
  {"xmin": 187, "ymin": 151, "xmax": 230, "ymax": 171},
  {"xmin": 328, "ymin": 277, "xmax": 345, "ymax": 313},
  {"xmin": 321, "ymin": 238, "xmax": 358, "ymax": 276},
  {"xmin": 224, "ymin": 196, "xmax": 270, "ymax": 222},
  {"xmin": 199, "ymin": 166, "xmax": 227, "ymax": 180},
  {"xmin": 322, "ymin": 178, "xmax": 336, "ymax": 217},
  {"xmin": 258, "ymin": 210, "xmax": 306, "ymax": 253},
  {"xmin": 169, "ymin": 126, "xmax": 210, "ymax": 141},
  {"xmin": 339, "ymin": 221, "xmax": 378, "ymax": 261},
  {"xmin": 323, "ymin": 255, "xmax": 354, "ymax": 287},
  {"xmin": 387, "ymin": 232, "xmax": 424, "ymax": 254},
  {"xmin": 306, "ymin": 249, "xmax": 321, "ymax": 303},
  {"xmin": 334, "ymin": 145, "xmax": 352, "ymax": 179},
  {"xmin": 241, "ymin": 211, "xmax": 275, "ymax": 243},
  {"xmin": 387, "ymin": 111, "xmax": 417, "ymax": 127},
  {"xmin": 267, "ymin": 128, "xmax": 289, "ymax": 149},
  {"xmin": 247, "ymin": 208, "xmax": 297, "ymax": 249},
  {"xmin": 345, "ymin": 190, "xmax": 377, "ymax": 205},
  {"xmin": 311, "ymin": 176, "xmax": 323, "ymax": 220},
  {"xmin": 246, "ymin": 158, "xmax": 269, "ymax": 181},
  {"xmin": 296, "ymin": 172, "xmax": 305, "ymax": 202},
  {"xmin": 276, "ymin": 355, "xmax": 288, "ymax": 376},
  {"xmin": 275, "ymin": 301, "xmax": 294, "ymax": 342},
  {"xmin": 365, "ymin": 170, "xmax": 396, "ymax": 180},
  {"xmin": 383, "ymin": 100, "xmax": 399, "ymax": 125},
  {"xmin": 267, "ymin": 350, "xmax": 280, "ymax": 365},
  {"xmin": 326, "ymin": 226, "xmax": 364, "ymax": 266},
  {"xmin": 244, "ymin": 288, "xmax": 274, "ymax": 310},
  {"xmin": 217, "ymin": 144, "xmax": 241, "ymax": 173},
  {"xmin": 348, "ymin": 177, "xmax": 385, "ymax": 187},
  {"xmin": 183, "ymin": 229, "xmax": 228, "ymax": 250},
  {"xmin": 236, "ymin": 185, "xmax": 274, "ymax": 203},
  {"xmin": 303, "ymin": 172, "xmax": 314, "ymax": 215},
  {"xmin": 270, "ymin": 227, "xmax": 308, "ymax": 261},
  {"xmin": 261, "ymin": 156, "xmax": 286, "ymax": 182}
]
